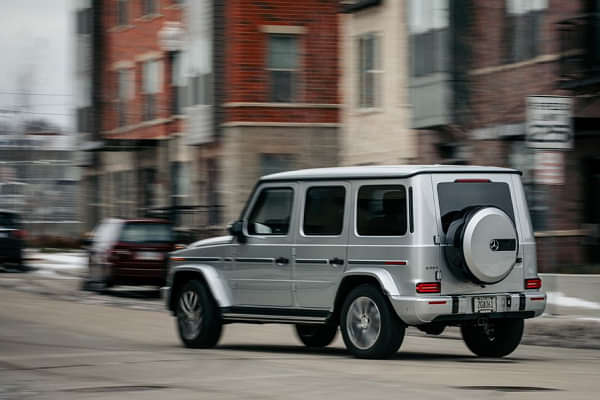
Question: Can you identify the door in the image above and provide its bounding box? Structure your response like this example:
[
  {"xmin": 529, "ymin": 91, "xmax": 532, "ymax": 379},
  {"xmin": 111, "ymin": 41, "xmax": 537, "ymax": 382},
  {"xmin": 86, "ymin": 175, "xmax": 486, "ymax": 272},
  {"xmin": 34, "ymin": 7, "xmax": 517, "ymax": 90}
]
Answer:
[
  {"xmin": 231, "ymin": 183, "xmax": 297, "ymax": 307},
  {"xmin": 294, "ymin": 182, "xmax": 350, "ymax": 309}
]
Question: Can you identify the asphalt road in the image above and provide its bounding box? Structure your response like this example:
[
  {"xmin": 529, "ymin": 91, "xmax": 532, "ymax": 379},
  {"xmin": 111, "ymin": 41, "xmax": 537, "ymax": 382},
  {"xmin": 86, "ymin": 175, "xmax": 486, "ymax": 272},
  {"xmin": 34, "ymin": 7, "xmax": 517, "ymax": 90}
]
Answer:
[{"xmin": 1, "ymin": 288, "xmax": 599, "ymax": 400}]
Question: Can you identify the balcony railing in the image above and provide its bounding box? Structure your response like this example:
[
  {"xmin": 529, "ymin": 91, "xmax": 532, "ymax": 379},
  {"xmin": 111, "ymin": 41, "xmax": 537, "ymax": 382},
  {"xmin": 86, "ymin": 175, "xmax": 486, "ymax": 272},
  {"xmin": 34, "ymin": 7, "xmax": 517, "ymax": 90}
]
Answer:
[{"xmin": 558, "ymin": 13, "xmax": 600, "ymax": 88}]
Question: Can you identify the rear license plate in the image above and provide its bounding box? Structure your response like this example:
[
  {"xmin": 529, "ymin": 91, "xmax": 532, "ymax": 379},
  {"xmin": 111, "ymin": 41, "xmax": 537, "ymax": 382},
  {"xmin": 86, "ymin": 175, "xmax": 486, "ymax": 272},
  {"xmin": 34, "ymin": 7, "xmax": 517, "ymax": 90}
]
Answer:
[
  {"xmin": 473, "ymin": 296, "xmax": 496, "ymax": 313},
  {"xmin": 0, "ymin": 232, "xmax": 7, "ymax": 238},
  {"xmin": 136, "ymin": 251, "xmax": 163, "ymax": 261}
]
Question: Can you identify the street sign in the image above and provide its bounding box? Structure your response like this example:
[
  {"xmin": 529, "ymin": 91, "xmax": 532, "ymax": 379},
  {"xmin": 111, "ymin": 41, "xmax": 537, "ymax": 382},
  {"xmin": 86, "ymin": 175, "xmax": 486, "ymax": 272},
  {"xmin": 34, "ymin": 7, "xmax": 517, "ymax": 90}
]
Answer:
[
  {"xmin": 534, "ymin": 151, "xmax": 564, "ymax": 185},
  {"xmin": 526, "ymin": 96, "xmax": 573, "ymax": 149}
]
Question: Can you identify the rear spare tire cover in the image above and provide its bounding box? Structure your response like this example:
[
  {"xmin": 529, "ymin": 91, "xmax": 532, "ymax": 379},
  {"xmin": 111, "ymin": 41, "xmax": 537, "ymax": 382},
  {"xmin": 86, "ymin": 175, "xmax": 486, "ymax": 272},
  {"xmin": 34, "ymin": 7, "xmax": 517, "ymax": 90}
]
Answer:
[{"xmin": 461, "ymin": 207, "xmax": 518, "ymax": 284}]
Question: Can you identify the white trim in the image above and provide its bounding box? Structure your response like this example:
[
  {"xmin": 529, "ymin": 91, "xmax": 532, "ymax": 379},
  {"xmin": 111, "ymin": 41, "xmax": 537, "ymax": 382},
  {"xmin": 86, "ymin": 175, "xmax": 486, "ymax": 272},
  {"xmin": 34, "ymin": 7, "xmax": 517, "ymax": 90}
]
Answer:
[
  {"xmin": 534, "ymin": 229, "xmax": 589, "ymax": 238},
  {"xmin": 261, "ymin": 25, "xmax": 306, "ymax": 35},
  {"xmin": 104, "ymin": 118, "xmax": 170, "ymax": 135},
  {"xmin": 221, "ymin": 122, "xmax": 340, "ymax": 128},
  {"xmin": 111, "ymin": 60, "xmax": 135, "ymax": 70},
  {"xmin": 223, "ymin": 102, "xmax": 340, "ymax": 109},
  {"xmin": 469, "ymin": 50, "xmax": 583, "ymax": 76},
  {"xmin": 135, "ymin": 51, "xmax": 162, "ymax": 62}
]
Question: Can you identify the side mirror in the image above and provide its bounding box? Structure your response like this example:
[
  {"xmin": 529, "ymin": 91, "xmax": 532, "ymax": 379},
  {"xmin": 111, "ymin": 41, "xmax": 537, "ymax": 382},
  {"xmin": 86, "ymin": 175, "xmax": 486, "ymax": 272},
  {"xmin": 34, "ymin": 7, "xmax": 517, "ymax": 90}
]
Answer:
[{"xmin": 228, "ymin": 220, "xmax": 246, "ymax": 243}]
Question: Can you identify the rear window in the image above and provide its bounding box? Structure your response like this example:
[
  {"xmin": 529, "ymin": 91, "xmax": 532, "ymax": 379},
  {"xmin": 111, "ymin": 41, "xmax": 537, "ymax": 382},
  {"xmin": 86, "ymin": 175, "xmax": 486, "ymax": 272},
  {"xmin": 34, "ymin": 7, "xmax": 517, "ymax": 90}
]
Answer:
[
  {"xmin": 0, "ymin": 212, "xmax": 20, "ymax": 228},
  {"xmin": 437, "ymin": 182, "xmax": 515, "ymax": 233},
  {"xmin": 119, "ymin": 223, "xmax": 173, "ymax": 243}
]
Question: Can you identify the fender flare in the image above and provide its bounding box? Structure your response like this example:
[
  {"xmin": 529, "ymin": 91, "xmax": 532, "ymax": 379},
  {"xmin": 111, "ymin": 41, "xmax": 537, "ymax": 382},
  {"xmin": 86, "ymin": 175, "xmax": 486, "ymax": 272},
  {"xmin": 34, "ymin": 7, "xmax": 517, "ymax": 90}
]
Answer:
[
  {"xmin": 169, "ymin": 264, "xmax": 233, "ymax": 309},
  {"xmin": 339, "ymin": 268, "xmax": 401, "ymax": 297}
]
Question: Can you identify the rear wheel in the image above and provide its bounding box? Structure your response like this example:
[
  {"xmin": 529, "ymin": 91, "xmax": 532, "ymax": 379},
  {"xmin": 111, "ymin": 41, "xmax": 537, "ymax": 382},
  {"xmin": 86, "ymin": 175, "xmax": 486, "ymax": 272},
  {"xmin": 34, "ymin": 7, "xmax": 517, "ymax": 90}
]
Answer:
[
  {"xmin": 340, "ymin": 284, "xmax": 405, "ymax": 359},
  {"xmin": 461, "ymin": 318, "xmax": 524, "ymax": 357},
  {"xmin": 295, "ymin": 323, "xmax": 338, "ymax": 348},
  {"xmin": 176, "ymin": 280, "xmax": 222, "ymax": 348}
]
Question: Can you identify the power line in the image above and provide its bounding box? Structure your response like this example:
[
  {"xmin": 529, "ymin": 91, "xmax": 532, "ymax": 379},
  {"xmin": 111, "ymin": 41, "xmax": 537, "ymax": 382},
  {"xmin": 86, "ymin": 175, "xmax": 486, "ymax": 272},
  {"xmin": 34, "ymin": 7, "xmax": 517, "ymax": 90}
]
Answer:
[{"xmin": 0, "ymin": 91, "xmax": 73, "ymax": 97}]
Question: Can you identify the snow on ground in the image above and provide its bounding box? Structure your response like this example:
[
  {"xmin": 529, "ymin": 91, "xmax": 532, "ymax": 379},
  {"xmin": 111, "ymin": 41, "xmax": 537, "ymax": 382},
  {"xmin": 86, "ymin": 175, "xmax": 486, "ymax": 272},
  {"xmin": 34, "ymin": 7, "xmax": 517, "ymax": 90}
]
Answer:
[
  {"xmin": 25, "ymin": 250, "xmax": 87, "ymax": 271},
  {"xmin": 547, "ymin": 291, "xmax": 600, "ymax": 310}
]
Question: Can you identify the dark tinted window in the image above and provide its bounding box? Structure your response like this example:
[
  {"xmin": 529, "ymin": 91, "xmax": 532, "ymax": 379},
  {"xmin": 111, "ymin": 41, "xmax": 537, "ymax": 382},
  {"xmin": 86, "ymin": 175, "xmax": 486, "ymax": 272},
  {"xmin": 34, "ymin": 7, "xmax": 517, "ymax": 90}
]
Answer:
[
  {"xmin": 0, "ymin": 212, "xmax": 20, "ymax": 228},
  {"xmin": 437, "ymin": 182, "xmax": 515, "ymax": 233},
  {"xmin": 357, "ymin": 185, "xmax": 407, "ymax": 236},
  {"xmin": 303, "ymin": 186, "xmax": 345, "ymax": 235},
  {"xmin": 119, "ymin": 223, "xmax": 173, "ymax": 243},
  {"xmin": 248, "ymin": 188, "xmax": 293, "ymax": 235}
]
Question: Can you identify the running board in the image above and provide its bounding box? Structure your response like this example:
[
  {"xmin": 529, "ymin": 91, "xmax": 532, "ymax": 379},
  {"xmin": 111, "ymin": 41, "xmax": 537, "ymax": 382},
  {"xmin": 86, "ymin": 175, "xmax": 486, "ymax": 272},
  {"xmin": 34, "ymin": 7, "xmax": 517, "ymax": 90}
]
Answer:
[{"xmin": 221, "ymin": 306, "xmax": 331, "ymax": 324}]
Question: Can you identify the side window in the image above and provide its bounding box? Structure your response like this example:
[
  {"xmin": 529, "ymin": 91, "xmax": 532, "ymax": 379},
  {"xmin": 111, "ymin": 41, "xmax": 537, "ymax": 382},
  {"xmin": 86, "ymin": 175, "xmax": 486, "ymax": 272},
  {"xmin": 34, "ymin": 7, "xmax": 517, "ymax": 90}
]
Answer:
[
  {"xmin": 357, "ymin": 185, "xmax": 407, "ymax": 236},
  {"xmin": 247, "ymin": 188, "xmax": 294, "ymax": 235},
  {"xmin": 303, "ymin": 186, "xmax": 346, "ymax": 236}
]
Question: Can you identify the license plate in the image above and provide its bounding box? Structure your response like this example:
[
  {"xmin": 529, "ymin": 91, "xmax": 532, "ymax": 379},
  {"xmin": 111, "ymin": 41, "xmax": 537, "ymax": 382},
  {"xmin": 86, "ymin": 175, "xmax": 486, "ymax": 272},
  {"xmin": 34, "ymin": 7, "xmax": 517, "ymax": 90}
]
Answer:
[
  {"xmin": 473, "ymin": 296, "xmax": 496, "ymax": 313},
  {"xmin": 0, "ymin": 232, "xmax": 7, "ymax": 238},
  {"xmin": 136, "ymin": 251, "xmax": 163, "ymax": 261}
]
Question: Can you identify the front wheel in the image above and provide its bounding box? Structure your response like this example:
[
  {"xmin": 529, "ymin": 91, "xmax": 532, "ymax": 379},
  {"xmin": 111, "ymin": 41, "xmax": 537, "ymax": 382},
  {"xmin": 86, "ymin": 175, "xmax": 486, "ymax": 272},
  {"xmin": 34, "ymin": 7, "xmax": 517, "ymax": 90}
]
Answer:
[
  {"xmin": 461, "ymin": 318, "xmax": 524, "ymax": 357},
  {"xmin": 176, "ymin": 280, "xmax": 223, "ymax": 348},
  {"xmin": 340, "ymin": 284, "xmax": 405, "ymax": 359},
  {"xmin": 295, "ymin": 323, "xmax": 338, "ymax": 348}
]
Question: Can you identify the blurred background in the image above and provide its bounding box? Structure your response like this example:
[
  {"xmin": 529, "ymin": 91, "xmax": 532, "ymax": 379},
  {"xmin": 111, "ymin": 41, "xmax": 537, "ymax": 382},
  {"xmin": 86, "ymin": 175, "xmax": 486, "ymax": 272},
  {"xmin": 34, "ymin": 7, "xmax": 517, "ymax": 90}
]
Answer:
[{"xmin": 0, "ymin": 0, "xmax": 599, "ymax": 274}]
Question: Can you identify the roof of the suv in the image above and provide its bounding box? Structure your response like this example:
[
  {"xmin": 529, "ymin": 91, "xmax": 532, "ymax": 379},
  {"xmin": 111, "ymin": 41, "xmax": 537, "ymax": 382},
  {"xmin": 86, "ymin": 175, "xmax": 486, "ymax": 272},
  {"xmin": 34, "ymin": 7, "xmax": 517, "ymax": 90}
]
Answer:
[{"xmin": 261, "ymin": 165, "xmax": 521, "ymax": 182}]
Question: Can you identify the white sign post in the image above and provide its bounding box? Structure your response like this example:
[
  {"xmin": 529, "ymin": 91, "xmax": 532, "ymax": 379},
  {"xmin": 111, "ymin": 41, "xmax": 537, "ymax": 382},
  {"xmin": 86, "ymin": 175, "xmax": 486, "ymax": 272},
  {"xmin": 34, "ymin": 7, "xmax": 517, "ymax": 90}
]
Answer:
[
  {"xmin": 526, "ymin": 96, "xmax": 573, "ymax": 149},
  {"xmin": 526, "ymin": 96, "xmax": 572, "ymax": 186}
]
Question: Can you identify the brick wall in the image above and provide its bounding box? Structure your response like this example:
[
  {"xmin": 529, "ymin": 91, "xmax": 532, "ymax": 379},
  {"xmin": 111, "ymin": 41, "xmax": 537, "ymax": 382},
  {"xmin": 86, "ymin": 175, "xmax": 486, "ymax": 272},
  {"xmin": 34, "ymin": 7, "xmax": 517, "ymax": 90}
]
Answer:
[
  {"xmin": 224, "ymin": 0, "xmax": 340, "ymax": 123},
  {"xmin": 100, "ymin": 0, "xmax": 183, "ymax": 136}
]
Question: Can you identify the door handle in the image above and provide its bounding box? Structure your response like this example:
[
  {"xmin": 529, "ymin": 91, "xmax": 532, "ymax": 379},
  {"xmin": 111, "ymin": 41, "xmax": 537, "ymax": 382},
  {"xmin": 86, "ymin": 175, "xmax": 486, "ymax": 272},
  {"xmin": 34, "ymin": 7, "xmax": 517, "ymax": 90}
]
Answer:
[
  {"xmin": 275, "ymin": 257, "xmax": 289, "ymax": 266},
  {"xmin": 329, "ymin": 257, "xmax": 344, "ymax": 266}
]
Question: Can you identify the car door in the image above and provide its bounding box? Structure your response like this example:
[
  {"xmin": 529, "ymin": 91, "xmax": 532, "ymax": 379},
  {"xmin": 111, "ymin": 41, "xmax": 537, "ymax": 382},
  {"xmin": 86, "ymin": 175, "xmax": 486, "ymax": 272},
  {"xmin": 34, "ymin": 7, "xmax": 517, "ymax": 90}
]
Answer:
[
  {"xmin": 293, "ymin": 181, "xmax": 350, "ymax": 309},
  {"xmin": 231, "ymin": 183, "xmax": 297, "ymax": 307}
]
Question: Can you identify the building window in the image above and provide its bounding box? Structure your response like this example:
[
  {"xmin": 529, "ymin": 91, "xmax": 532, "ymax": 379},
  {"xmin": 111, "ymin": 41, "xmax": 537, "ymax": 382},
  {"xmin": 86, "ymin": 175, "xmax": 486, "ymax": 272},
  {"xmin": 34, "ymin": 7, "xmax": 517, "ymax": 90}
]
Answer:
[
  {"xmin": 206, "ymin": 158, "xmax": 219, "ymax": 225},
  {"xmin": 117, "ymin": 0, "xmax": 128, "ymax": 26},
  {"xmin": 190, "ymin": 72, "xmax": 211, "ymax": 106},
  {"xmin": 76, "ymin": 8, "xmax": 92, "ymax": 35},
  {"xmin": 142, "ymin": 59, "xmax": 161, "ymax": 121},
  {"xmin": 267, "ymin": 34, "xmax": 298, "ymax": 102},
  {"xmin": 171, "ymin": 51, "xmax": 187, "ymax": 113},
  {"xmin": 142, "ymin": 0, "xmax": 158, "ymax": 16},
  {"xmin": 505, "ymin": 0, "xmax": 547, "ymax": 63},
  {"xmin": 409, "ymin": 0, "xmax": 449, "ymax": 77},
  {"xmin": 303, "ymin": 186, "xmax": 346, "ymax": 236},
  {"xmin": 357, "ymin": 33, "xmax": 382, "ymax": 108},
  {"xmin": 357, "ymin": 185, "xmax": 407, "ymax": 236},
  {"xmin": 260, "ymin": 154, "xmax": 294, "ymax": 176},
  {"xmin": 116, "ymin": 69, "xmax": 132, "ymax": 127},
  {"xmin": 76, "ymin": 106, "xmax": 92, "ymax": 133}
]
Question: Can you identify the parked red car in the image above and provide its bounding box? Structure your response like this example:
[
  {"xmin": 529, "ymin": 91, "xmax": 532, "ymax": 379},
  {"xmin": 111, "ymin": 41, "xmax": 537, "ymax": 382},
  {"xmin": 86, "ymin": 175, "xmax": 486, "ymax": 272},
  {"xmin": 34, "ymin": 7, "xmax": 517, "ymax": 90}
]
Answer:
[{"xmin": 86, "ymin": 218, "xmax": 176, "ymax": 288}]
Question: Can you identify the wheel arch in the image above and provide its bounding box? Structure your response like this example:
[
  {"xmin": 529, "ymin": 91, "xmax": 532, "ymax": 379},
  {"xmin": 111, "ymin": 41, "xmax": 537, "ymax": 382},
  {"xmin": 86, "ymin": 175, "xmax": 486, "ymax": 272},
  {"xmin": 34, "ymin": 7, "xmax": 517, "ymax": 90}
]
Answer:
[
  {"xmin": 332, "ymin": 270, "xmax": 401, "ymax": 323},
  {"xmin": 168, "ymin": 264, "xmax": 233, "ymax": 313}
]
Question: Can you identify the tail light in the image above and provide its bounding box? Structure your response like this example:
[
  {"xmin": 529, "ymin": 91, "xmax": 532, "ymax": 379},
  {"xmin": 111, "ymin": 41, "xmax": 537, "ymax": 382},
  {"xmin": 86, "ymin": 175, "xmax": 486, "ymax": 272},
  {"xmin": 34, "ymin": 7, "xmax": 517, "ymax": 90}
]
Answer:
[
  {"xmin": 12, "ymin": 229, "xmax": 26, "ymax": 240},
  {"xmin": 454, "ymin": 179, "xmax": 491, "ymax": 183},
  {"xmin": 416, "ymin": 282, "xmax": 441, "ymax": 294},
  {"xmin": 525, "ymin": 278, "xmax": 542, "ymax": 290}
]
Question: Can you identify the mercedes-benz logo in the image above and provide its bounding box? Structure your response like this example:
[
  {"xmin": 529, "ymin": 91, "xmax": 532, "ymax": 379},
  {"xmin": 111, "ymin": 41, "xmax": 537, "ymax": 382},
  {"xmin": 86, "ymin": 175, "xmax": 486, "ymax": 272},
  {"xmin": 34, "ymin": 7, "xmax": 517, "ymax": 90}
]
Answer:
[{"xmin": 489, "ymin": 239, "xmax": 500, "ymax": 252}]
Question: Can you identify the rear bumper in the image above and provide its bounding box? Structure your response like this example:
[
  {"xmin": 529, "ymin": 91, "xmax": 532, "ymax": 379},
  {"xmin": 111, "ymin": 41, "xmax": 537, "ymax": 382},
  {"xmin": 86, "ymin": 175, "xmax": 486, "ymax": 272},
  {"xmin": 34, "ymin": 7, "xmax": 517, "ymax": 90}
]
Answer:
[{"xmin": 389, "ymin": 291, "xmax": 546, "ymax": 325}]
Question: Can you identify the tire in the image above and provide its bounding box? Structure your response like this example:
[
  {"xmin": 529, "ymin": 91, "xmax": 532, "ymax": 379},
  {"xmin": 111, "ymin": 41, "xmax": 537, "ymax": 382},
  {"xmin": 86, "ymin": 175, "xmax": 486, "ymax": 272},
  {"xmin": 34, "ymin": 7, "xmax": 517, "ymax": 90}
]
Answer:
[
  {"xmin": 461, "ymin": 318, "xmax": 524, "ymax": 357},
  {"xmin": 340, "ymin": 284, "xmax": 405, "ymax": 359},
  {"xmin": 176, "ymin": 279, "xmax": 222, "ymax": 348},
  {"xmin": 295, "ymin": 323, "xmax": 338, "ymax": 348}
]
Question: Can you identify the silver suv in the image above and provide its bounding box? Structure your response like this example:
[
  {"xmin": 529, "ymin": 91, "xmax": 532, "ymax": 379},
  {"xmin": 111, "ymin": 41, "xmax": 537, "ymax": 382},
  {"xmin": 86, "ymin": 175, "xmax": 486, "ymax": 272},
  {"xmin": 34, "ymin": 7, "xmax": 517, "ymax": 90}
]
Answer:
[{"xmin": 162, "ymin": 166, "xmax": 546, "ymax": 358}]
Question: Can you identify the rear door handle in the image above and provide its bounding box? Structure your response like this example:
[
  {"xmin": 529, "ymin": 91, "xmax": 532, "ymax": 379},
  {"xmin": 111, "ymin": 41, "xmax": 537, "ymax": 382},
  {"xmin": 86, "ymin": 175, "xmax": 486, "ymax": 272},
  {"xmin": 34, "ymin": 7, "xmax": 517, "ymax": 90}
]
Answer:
[
  {"xmin": 329, "ymin": 257, "xmax": 344, "ymax": 266},
  {"xmin": 275, "ymin": 257, "xmax": 289, "ymax": 266}
]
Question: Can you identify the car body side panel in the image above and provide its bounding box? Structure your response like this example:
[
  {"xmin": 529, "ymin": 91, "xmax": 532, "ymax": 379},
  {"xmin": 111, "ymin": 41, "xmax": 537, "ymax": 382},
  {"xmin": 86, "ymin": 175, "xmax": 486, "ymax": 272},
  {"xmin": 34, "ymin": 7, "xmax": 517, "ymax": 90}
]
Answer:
[{"xmin": 169, "ymin": 263, "xmax": 233, "ymax": 308}]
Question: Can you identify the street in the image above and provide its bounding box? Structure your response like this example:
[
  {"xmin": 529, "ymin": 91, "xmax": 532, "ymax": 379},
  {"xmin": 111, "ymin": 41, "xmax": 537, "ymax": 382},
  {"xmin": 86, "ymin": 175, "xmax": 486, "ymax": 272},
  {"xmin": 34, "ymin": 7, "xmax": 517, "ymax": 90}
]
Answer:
[{"xmin": 1, "ymin": 286, "xmax": 599, "ymax": 400}]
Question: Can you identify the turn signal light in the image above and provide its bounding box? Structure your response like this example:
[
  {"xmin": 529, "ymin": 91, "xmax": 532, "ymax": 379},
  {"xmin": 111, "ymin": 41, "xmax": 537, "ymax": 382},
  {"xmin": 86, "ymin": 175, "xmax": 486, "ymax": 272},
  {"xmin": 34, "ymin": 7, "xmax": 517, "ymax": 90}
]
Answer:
[
  {"xmin": 416, "ymin": 282, "xmax": 441, "ymax": 293},
  {"xmin": 525, "ymin": 278, "xmax": 542, "ymax": 290}
]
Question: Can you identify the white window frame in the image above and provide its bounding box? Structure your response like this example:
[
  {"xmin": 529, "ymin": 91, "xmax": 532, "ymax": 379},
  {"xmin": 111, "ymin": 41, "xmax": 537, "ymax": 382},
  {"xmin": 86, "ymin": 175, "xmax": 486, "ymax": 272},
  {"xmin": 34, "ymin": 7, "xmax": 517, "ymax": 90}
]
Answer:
[
  {"xmin": 357, "ymin": 33, "xmax": 383, "ymax": 109},
  {"xmin": 266, "ymin": 34, "xmax": 300, "ymax": 103}
]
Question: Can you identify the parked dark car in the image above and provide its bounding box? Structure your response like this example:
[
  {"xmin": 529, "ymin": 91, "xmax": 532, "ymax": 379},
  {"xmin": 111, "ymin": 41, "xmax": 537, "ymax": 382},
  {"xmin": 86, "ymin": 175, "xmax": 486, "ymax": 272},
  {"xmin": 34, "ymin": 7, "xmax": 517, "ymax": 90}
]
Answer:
[
  {"xmin": 0, "ymin": 210, "xmax": 26, "ymax": 270},
  {"xmin": 86, "ymin": 218, "xmax": 176, "ymax": 288}
]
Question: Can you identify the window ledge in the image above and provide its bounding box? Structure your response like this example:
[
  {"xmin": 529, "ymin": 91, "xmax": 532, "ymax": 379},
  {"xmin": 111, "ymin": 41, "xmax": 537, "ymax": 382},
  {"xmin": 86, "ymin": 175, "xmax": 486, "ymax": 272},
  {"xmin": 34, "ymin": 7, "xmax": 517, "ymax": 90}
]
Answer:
[
  {"xmin": 223, "ymin": 102, "xmax": 340, "ymax": 109},
  {"xmin": 352, "ymin": 107, "xmax": 384, "ymax": 116},
  {"xmin": 109, "ymin": 24, "xmax": 136, "ymax": 33},
  {"xmin": 137, "ymin": 13, "xmax": 163, "ymax": 22}
]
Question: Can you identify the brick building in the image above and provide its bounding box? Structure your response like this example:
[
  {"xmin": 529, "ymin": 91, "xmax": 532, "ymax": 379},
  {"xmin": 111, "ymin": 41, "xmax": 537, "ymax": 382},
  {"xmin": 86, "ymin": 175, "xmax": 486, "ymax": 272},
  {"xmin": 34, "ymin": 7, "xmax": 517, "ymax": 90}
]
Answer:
[
  {"xmin": 189, "ymin": 0, "xmax": 341, "ymax": 225},
  {"xmin": 76, "ymin": 0, "xmax": 341, "ymax": 231},
  {"xmin": 406, "ymin": 0, "xmax": 600, "ymax": 271}
]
